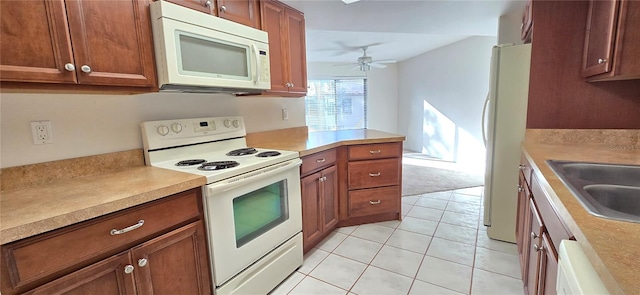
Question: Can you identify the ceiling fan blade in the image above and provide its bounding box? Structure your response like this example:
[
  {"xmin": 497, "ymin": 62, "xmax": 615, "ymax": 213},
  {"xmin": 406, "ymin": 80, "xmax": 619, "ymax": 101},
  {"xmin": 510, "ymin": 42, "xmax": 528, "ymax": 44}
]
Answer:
[
  {"xmin": 371, "ymin": 59, "xmax": 396, "ymax": 64},
  {"xmin": 341, "ymin": 0, "xmax": 361, "ymax": 4},
  {"xmin": 370, "ymin": 63, "xmax": 387, "ymax": 69}
]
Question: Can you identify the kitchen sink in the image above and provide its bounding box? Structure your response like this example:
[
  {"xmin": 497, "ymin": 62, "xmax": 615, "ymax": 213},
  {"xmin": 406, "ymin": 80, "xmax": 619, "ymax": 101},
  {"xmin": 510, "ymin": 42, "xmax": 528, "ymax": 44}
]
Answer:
[{"xmin": 547, "ymin": 160, "xmax": 640, "ymax": 223}]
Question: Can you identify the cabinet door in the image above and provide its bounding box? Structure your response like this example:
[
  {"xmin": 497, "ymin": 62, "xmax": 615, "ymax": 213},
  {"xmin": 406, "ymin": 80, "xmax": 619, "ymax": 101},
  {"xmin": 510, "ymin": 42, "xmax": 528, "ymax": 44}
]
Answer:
[
  {"xmin": 0, "ymin": 0, "xmax": 76, "ymax": 83},
  {"xmin": 516, "ymin": 174, "xmax": 529, "ymax": 268},
  {"xmin": 164, "ymin": 0, "xmax": 214, "ymax": 14},
  {"xmin": 217, "ymin": 0, "xmax": 260, "ymax": 28},
  {"xmin": 260, "ymin": 1, "xmax": 288, "ymax": 94},
  {"xmin": 537, "ymin": 233, "xmax": 558, "ymax": 295},
  {"xmin": 131, "ymin": 221, "xmax": 211, "ymax": 295},
  {"xmin": 64, "ymin": 0, "xmax": 156, "ymax": 87},
  {"xmin": 525, "ymin": 198, "xmax": 543, "ymax": 295},
  {"xmin": 301, "ymin": 172, "xmax": 323, "ymax": 253},
  {"xmin": 284, "ymin": 7, "xmax": 307, "ymax": 95},
  {"xmin": 582, "ymin": 0, "xmax": 620, "ymax": 77},
  {"xmin": 23, "ymin": 252, "xmax": 136, "ymax": 295},
  {"xmin": 321, "ymin": 165, "xmax": 339, "ymax": 233}
]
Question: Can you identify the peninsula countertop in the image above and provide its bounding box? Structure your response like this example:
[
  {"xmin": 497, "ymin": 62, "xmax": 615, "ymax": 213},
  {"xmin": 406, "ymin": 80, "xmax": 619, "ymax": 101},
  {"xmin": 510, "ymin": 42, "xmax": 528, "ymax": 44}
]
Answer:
[
  {"xmin": 522, "ymin": 142, "xmax": 640, "ymax": 295},
  {"xmin": 247, "ymin": 128, "xmax": 406, "ymax": 156}
]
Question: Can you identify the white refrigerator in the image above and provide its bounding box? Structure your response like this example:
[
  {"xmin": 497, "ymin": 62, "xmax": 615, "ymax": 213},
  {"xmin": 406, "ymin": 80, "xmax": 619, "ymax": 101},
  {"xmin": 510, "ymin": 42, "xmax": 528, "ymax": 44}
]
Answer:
[{"xmin": 482, "ymin": 43, "xmax": 532, "ymax": 243}]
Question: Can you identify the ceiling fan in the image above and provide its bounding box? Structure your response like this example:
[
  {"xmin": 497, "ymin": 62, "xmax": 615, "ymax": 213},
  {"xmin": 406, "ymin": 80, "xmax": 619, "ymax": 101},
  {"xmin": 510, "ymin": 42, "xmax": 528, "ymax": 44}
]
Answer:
[{"xmin": 338, "ymin": 46, "xmax": 396, "ymax": 72}]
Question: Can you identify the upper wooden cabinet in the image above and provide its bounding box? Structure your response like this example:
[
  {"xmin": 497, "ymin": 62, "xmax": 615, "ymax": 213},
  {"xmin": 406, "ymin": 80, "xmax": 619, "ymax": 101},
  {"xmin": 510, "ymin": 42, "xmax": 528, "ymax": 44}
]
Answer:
[
  {"xmin": 261, "ymin": 0, "xmax": 308, "ymax": 97},
  {"xmin": 582, "ymin": 0, "xmax": 640, "ymax": 81},
  {"xmin": 0, "ymin": 0, "xmax": 156, "ymax": 87},
  {"xmin": 164, "ymin": 0, "xmax": 260, "ymax": 29},
  {"xmin": 217, "ymin": 0, "xmax": 261, "ymax": 28}
]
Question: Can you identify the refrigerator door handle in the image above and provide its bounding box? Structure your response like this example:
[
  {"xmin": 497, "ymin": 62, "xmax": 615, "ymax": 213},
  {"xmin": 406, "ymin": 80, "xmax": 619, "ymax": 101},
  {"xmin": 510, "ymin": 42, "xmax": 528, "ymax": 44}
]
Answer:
[{"xmin": 481, "ymin": 93, "xmax": 490, "ymax": 148}]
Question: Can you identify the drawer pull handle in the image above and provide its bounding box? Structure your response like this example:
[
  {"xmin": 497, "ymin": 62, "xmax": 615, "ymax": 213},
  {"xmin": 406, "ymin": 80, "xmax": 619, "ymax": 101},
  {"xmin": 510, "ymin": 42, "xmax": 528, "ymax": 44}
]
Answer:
[
  {"xmin": 369, "ymin": 200, "xmax": 381, "ymax": 205},
  {"xmin": 316, "ymin": 158, "xmax": 326, "ymax": 163},
  {"xmin": 369, "ymin": 150, "xmax": 381, "ymax": 154},
  {"xmin": 369, "ymin": 172, "xmax": 381, "ymax": 177},
  {"xmin": 111, "ymin": 220, "xmax": 144, "ymax": 235}
]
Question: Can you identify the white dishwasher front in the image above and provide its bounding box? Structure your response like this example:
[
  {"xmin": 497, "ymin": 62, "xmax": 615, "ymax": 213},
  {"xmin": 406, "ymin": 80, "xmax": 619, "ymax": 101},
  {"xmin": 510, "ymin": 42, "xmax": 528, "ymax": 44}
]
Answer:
[{"xmin": 557, "ymin": 240, "xmax": 609, "ymax": 295}]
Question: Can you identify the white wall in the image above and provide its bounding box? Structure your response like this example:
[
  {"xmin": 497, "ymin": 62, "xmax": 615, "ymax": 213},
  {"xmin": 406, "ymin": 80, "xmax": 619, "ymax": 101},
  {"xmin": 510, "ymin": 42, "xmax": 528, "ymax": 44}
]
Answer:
[
  {"xmin": 0, "ymin": 92, "xmax": 305, "ymax": 167},
  {"xmin": 306, "ymin": 62, "xmax": 399, "ymax": 134},
  {"xmin": 397, "ymin": 36, "xmax": 496, "ymax": 168}
]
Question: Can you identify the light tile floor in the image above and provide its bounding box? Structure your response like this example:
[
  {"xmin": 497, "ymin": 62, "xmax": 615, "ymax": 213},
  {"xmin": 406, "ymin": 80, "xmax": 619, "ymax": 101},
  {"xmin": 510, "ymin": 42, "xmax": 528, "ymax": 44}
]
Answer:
[{"xmin": 271, "ymin": 186, "xmax": 524, "ymax": 295}]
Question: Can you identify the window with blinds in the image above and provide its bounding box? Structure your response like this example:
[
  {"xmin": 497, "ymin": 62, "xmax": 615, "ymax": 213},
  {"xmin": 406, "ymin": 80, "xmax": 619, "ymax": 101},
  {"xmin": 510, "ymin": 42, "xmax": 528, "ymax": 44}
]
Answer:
[{"xmin": 305, "ymin": 79, "xmax": 367, "ymax": 131}]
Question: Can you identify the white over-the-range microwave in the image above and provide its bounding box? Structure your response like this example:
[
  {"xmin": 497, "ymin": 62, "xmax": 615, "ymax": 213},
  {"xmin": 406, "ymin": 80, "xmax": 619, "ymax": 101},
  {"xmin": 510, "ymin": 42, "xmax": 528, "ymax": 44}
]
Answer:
[{"xmin": 150, "ymin": 0, "xmax": 271, "ymax": 94}]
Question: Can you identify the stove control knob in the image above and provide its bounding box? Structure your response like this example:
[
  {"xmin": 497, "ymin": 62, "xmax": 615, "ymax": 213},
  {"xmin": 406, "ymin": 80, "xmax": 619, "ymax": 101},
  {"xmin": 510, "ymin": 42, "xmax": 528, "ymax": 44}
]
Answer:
[
  {"xmin": 223, "ymin": 119, "xmax": 232, "ymax": 128},
  {"xmin": 171, "ymin": 123, "xmax": 183, "ymax": 134},
  {"xmin": 232, "ymin": 120, "xmax": 240, "ymax": 128},
  {"xmin": 156, "ymin": 124, "xmax": 170, "ymax": 136}
]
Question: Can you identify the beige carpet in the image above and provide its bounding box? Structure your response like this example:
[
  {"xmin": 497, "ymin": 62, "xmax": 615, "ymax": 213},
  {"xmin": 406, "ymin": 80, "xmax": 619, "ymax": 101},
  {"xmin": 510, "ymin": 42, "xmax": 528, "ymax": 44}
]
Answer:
[{"xmin": 402, "ymin": 163, "xmax": 484, "ymax": 196}]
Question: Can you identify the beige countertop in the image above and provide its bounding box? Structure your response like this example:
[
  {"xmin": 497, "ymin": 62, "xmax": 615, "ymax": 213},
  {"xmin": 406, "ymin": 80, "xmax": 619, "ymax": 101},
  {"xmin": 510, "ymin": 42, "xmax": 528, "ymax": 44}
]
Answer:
[
  {"xmin": 0, "ymin": 166, "xmax": 206, "ymax": 245},
  {"xmin": 247, "ymin": 128, "xmax": 406, "ymax": 156},
  {"xmin": 522, "ymin": 142, "xmax": 640, "ymax": 295}
]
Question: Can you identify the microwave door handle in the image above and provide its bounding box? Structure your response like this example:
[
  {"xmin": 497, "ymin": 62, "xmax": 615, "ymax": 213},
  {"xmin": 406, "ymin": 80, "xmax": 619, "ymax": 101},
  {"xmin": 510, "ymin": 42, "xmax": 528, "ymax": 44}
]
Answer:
[{"xmin": 251, "ymin": 44, "xmax": 260, "ymax": 84}]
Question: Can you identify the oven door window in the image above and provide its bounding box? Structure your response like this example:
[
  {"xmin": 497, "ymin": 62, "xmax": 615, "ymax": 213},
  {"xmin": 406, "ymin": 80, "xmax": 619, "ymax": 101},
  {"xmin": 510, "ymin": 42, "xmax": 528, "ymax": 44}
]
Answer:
[
  {"xmin": 233, "ymin": 180, "xmax": 289, "ymax": 247},
  {"xmin": 176, "ymin": 31, "xmax": 250, "ymax": 79}
]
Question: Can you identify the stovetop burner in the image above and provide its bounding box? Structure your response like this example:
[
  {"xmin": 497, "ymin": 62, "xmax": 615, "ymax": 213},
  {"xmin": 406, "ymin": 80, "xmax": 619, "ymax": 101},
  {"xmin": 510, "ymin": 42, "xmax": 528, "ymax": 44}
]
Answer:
[
  {"xmin": 176, "ymin": 159, "xmax": 207, "ymax": 166},
  {"xmin": 256, "ymin": 151, "xmax": 281, "ymax": 157},
  {"xmin": 198, "ymin": 161, "xmax": 240, "ymax": 171},
  {"xmin": 226, "ymin": 147, "xmax": 258, "ymax": 156}
]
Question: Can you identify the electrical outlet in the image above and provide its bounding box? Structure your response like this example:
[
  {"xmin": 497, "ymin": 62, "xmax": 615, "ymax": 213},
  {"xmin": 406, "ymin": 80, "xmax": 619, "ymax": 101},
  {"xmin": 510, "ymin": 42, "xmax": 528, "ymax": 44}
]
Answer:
[
  {"xmin": 282, "ymin": 107, "xmax": 288, "ymax": 120},
  {"xmin": 31, "ymin": 121, "xmax": 54, "ymax": 145}
]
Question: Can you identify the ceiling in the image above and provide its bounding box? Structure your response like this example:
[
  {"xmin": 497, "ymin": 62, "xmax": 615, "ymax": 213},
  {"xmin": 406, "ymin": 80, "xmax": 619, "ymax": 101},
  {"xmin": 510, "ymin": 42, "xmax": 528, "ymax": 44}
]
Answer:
[{"xmin": 279, "ymin": 0, "xmax": 527, "ymax": 64}]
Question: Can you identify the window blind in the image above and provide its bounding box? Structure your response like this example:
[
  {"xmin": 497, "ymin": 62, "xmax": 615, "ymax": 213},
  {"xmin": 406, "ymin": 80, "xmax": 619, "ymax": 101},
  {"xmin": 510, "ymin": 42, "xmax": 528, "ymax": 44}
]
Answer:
[{"xmin": 305, "ymin": 78, "xmax": 367, "ymax": 131}]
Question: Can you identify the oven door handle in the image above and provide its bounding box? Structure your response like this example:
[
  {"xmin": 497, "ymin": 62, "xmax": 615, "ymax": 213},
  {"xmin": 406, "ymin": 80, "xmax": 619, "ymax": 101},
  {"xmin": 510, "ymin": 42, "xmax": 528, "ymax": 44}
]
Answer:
[{"xmin": 207, "ymin": 158, "xmax": 302, "ymax": 194}]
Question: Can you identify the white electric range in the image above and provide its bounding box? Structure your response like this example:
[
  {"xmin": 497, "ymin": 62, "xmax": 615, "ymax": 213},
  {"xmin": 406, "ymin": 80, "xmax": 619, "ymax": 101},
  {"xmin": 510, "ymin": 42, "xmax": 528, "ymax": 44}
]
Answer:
[{"xmin": 141, "ymin": 116, "xmax": 303, "ymax": 295}]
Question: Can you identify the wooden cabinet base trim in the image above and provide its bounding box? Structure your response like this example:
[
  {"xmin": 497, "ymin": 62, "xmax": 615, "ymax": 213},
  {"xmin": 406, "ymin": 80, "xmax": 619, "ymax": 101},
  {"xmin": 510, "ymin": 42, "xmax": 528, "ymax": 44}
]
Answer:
[{"xmin": 337, "ymin": 213, "xmax": 400, "ymax": 228}]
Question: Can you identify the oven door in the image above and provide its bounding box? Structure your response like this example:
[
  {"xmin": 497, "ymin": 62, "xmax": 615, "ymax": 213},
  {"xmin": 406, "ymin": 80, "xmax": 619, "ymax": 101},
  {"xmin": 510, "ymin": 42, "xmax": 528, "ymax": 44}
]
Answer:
[{"xmin": 203, "ymin": 158, "xmax": 302, "ymax": 286}]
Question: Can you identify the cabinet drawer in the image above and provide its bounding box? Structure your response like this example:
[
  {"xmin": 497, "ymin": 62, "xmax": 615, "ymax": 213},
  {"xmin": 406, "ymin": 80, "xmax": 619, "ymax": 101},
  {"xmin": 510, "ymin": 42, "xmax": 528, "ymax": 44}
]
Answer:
[
  {"xmin": 530, "ymin": 174, "xmax": 572, "ymax": 249},
  {"xmin": 348, "ymin": 142, "xmax": 401, "ymax": 160},
  {"xmin": 2, "ymin": 189, "xmax": 201, "ymax": 289},
  {"xmin": 301, "ymin": 149, "xmax": 336, "ymax": 176},
  {"xmin": 348, "ymin": 158, "xmax": 400, "ymax": 190},
  {"xmin": 349, "ymin": 186, "xmax": 400, "ymax": 218}
]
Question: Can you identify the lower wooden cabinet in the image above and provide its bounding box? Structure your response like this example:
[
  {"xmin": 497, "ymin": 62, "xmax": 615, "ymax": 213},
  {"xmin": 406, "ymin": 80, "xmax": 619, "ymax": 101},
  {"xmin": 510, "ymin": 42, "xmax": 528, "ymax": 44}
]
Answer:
[
  {"xmin": 24, "ymin": 222, "xmax": 210, "ymax": 295},
  {"xmin": 517, "ymin": 153, "xmax": 572, "ymax": 295},
  {"xmin": 301, "ymin": 165, "xmax": 338, "ymax": 253},
  {"xmin": 0, "ymin": 189, "xmax": 211, "ymax": 295}
]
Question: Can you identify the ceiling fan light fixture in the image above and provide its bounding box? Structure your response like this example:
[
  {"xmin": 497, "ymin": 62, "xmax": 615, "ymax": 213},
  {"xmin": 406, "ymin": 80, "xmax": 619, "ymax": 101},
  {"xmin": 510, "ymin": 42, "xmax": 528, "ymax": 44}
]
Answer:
[
  {"xmin": 341, "ymin": 0, "xmax": 361, "ymax": 4},
  {"xmin": 359, "ymin": 63, "xmax": 371, "ymax": 71}
]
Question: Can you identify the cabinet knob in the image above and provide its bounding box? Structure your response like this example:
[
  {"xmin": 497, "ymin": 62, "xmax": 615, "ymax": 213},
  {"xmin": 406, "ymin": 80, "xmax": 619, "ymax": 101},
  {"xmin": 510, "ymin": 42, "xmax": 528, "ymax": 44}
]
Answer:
[
  {"xmin": 530, "ymin": 231, "xmax": 538, "ymax": 239},
  {"xmin": 518, "ymin": 164, "xmax": 526, "ymax": 171},
  {"xmin": 124, "ymin": 265, "xmax": 134, "ymax": 274},
  {"xmin": 290, "ymin": 83, "xmax": 294, "ymax": 87},
  {"xmin": 138, "ymin": 258, "xmax": 148, "ymax": 267},
  {"xmin": 80, "ymin": 65, "xmax": 91, "ymax": 73},
  {"xmin": 597, "ymin": 58, "xmax": 606, "ymax": 64},
  {"xmin": 533, "ymin": 244, "xmax": 544, "ymax": 252},
  {"xmin": 220, "ymin": 4, "xmax": 226, "ymax": 12},
  {"xmin": 64, "ymin": 63, "xmax": 76, "ymax": 72},
  {"xmin": 285, "ymin": 82, "xmax": 291, "ymax": 87},
  {"xmin": 205, "ymin": 0, "xmax": 212, "ymax": 7},
  {"xmin": 517, "ymin": 185, "xmax": 524, "ymax": 193}
]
